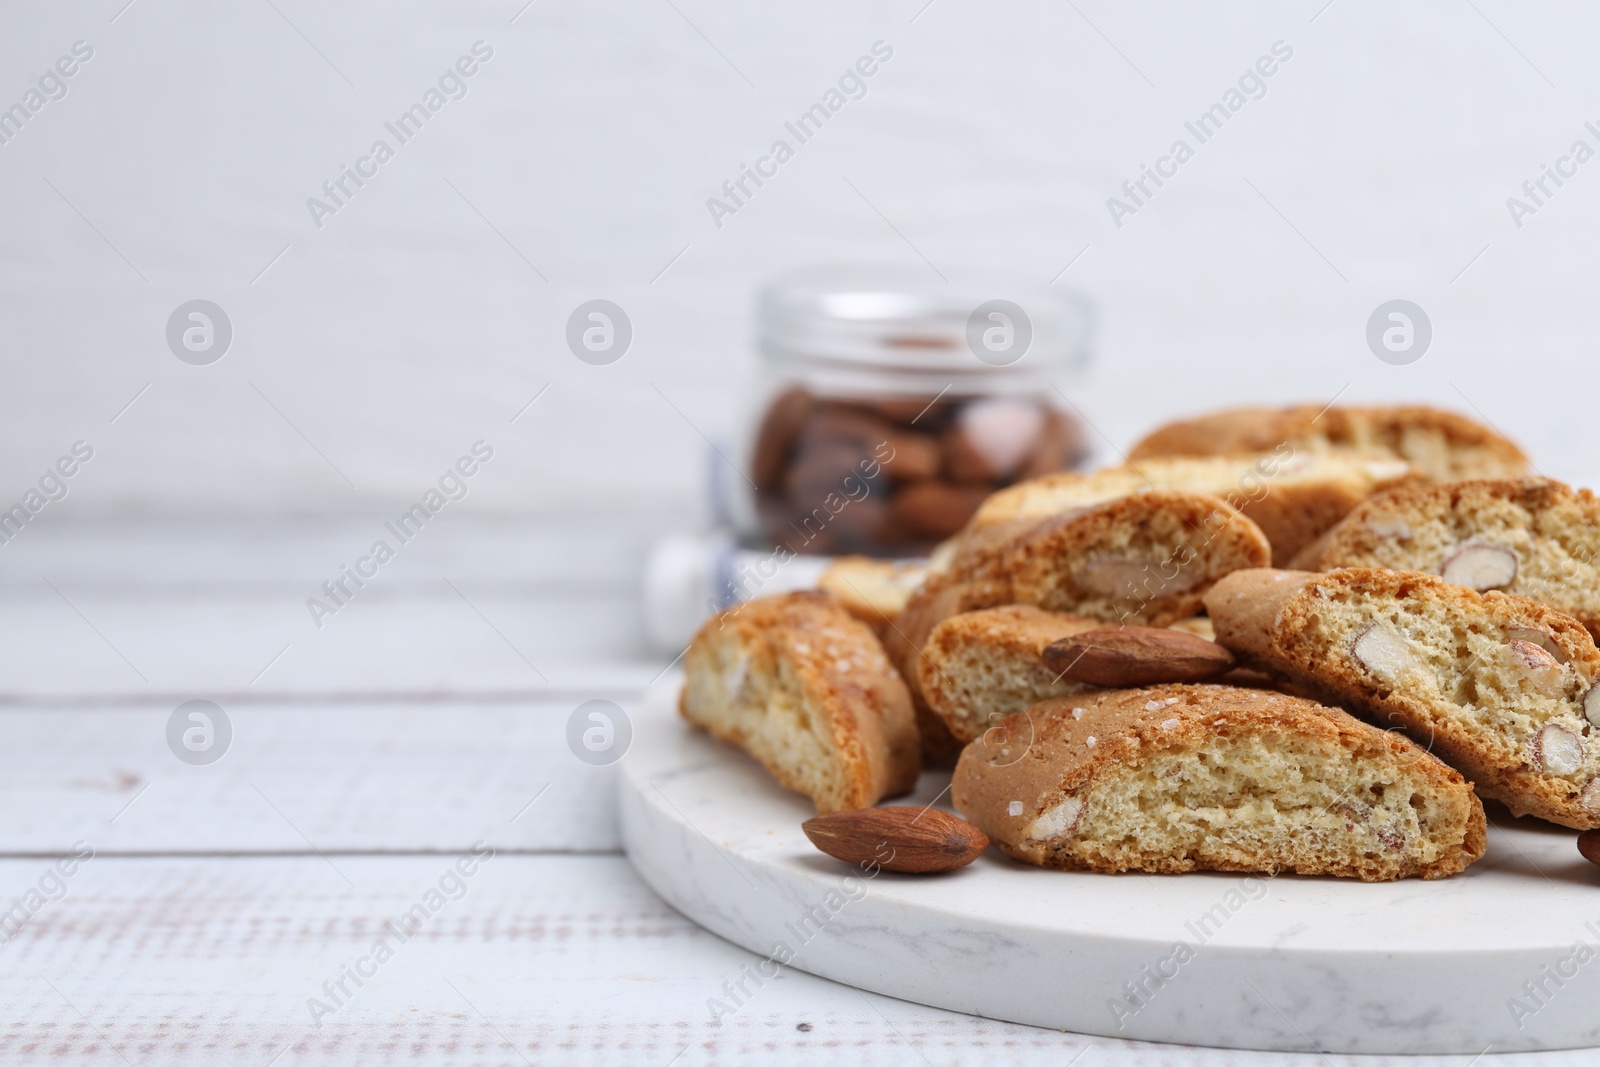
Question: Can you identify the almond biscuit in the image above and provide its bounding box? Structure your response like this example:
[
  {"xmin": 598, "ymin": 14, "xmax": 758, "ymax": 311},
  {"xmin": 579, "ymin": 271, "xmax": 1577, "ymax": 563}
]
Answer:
[
  {"xmin": 1290, "ymin": 477, "xmax": 1600, "ymax": 639},
  {"xmin": 817, "ymin": 555, "xmax": 929, "ymax": 638},
  {"xmin": 680, "ymin": 590, "xmax": 920, "ymax": 813},
  {"xmin": 1206, "ymin": 567, "xmax": 1600, "ymax": 828},
  {"xmin": 953, "ymin": 684, "xmax": 1486, "ymax": 881},
  {"xmin": 886, "ymin": 492, "xmax": 1271, "ymax": 756},
  {"xmin": 1129, "ymin": 404, "xmax": 1528, "ymax": 484},
  {"xmin": 916, "ymin": 606, "xmax": 1102, "ymax": 745}
]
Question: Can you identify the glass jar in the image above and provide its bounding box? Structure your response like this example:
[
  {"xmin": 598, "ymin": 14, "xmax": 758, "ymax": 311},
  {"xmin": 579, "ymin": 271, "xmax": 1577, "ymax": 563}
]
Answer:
[{"xmin": 734, "ymin": 266, "xmax": 1095, "ymax": 557}]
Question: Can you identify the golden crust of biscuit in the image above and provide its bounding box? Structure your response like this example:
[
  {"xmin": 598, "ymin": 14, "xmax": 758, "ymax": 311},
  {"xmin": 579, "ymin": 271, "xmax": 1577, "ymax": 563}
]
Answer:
[
  {"xmin": 1128, "ymin": 404, "xmax": 1528, "ymax": 484},
  {"xmin": 953, "ymin": 684, "xmax": 1486, "ymax": 881},
  {"xmin": 816, "ymin": 555, "xmax": 928, "ymax": 637},
  {"xmin": 1206, "ymin": 567, "xmax": 1600, "ymax": 828},
  {"xmin": 680, "ymin": 590, "xmax": 920, "ymax": 813},
  {"xmin": 970, "ymin": 451, "xmax": 1419, "ymax": 564}
]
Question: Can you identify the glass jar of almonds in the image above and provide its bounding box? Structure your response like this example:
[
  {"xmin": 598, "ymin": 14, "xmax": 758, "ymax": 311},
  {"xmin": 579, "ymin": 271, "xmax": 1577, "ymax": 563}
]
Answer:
[{"xmin": 734, "ymin": 266, "xmax": 1095, "ymax": 556}]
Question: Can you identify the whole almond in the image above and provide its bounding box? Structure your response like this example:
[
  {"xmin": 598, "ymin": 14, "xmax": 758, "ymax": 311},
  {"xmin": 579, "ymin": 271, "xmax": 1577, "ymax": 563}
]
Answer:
[
  {"xmin": 880, "ymin": 432, "xmax": 942, "ymax": 481},
  {"xmin": 943, "ymin": 399, "xmax": 1045, "ymax": 481},
  {"xmin": 750, "ymin": 387, "xmax": 814, "ymax": 492},
  {"xmin": 890, "ymin": 480, "xmax": 992, "ymax": 539},
  {"xmin": 1579, "ymin": 829, "xmax": 1600, "ymax": 867},
  {"xmin": 802, "ymin": 806, "xmax": 988, "ymax": 874},
  {"xmin": 1018, "ymin": 407, "xmax": 1089, "ymax": 479},
  {"xmin": 1042, "ymin": 625, "xmax": 1236, "ymax": 686}
]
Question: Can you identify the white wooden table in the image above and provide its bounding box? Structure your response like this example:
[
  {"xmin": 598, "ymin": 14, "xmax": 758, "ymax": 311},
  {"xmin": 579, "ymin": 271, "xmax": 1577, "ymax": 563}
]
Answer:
[{"xmin": 1, "ymin": 518, "xmax": 1590, "ymax": 1065}]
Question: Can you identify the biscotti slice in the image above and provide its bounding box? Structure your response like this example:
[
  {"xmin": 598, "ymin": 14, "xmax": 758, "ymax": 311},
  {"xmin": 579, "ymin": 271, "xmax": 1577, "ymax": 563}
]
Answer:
[
  {"xmin": 970, "ymin": 451, "xmax": 1418, "ymax": 563},
  {"xmin": 1129, "ymin": 404, "xmax": 1529, "ymax": 484},
  {"xmin": 892, "ymin": 491, "xmax": 1270, "ymax": 663},
  {"xmin": 953, "ymin": 685, "xmax": 1486, "ymax": 880},
  {"xmin": 885, "ymin": 491, "xmax": 1270, "ymax": 725},
  {"xmin": 1290, "ymin": 478, "xmax": 1600, "ymax": 638},
  {"xmin": 817, "ymin": 555, "xmax": 929, "ymax": 637},
  {"xmin": 1205, "ymin": 568, "xmax": 1600, "ymax": 828},
  {"xmin": 680, "ymin": 590, "xmax": 920, "ymax": 813},
  {"xmin": 917, "ymin": 606, "xmax": 1102, "ymax": 744}
]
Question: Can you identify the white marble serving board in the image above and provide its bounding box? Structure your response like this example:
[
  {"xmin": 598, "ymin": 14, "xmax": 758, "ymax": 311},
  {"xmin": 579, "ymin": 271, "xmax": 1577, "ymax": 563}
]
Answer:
[{"xmin": 620, "ymin": 680, "xmax": 1600, "ymax": 1055}]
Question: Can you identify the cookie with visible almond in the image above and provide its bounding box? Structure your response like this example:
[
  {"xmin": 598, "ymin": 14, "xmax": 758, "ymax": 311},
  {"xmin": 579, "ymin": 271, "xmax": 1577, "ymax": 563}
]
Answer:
[
  {"xmin": 916, "ymin": 606, "xmax": 1103, "ymax": 745},
  {"xmin": 953, "ymin": 684, "xmax": 1485, "ymax": 881},
  {"xmin": 1290, "ymin": 477, "xmax": 1600, "ymax": 639},
  {"xmin": 1205, "ymin": 567, "xmax": 1600, "ymax": 828},
  {"xmin": 886, "ymin": 492, "xmax": 1270, "ymax": 711},
  {"xmin": 680, "ymin": 591, "xmax": 920, "ymax": 814}
]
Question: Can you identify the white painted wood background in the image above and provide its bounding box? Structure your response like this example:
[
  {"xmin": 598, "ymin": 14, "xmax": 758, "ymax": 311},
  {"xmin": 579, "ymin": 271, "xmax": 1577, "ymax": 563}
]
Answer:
[{"xmin": 3, "ymin": 0, "xmax": 1600, "ymax": 519}]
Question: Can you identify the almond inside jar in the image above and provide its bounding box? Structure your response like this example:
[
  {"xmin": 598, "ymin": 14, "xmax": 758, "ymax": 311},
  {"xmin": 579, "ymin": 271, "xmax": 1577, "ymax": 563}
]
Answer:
[
  {"xmin": 743, "ymin": 267, "xmax": 1095, "ymax": 557},
  {"xmin": 751, "ymin": 388, "xmax": 1088, "ymax": 555}
]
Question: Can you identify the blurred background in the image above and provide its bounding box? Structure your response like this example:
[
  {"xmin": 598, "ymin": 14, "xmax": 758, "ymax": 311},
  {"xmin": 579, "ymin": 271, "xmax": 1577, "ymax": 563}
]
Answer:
[{"xmin": 1, "ymin": 0, "xmax": 1595, "ymax": 691}]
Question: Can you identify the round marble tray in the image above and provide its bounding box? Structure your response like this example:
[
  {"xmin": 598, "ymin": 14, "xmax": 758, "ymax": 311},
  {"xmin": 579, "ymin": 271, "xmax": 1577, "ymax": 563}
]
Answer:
[{"xmin": 620, "ymin": 681, "xmax": 1600, "ymax": 1054}]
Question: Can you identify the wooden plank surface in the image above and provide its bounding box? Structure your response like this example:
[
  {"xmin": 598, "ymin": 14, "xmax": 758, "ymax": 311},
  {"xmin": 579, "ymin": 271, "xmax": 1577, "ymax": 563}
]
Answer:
[
  {"xmin": 0, "ymin": 517, "xmax": 674, "ymax": 698},
  {"xmin": 0, "ymin": 519, "xmax": 1585, "ymax": 1064},
  {"xmin": 0, "ymin": 700, "xmax": 644, "ymax": 854},
  {"xmin": 0, "ymin": 518, "xmax": 665, "ymax": 854},
  {"xmin": 0, "ymin": 853, "xmax": 1455, "ymax": 1067}
]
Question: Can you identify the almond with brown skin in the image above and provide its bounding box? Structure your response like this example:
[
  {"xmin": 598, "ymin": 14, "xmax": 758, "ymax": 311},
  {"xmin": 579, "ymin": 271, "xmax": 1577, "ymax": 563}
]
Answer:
[
  {"xmin": 880, "ymin": 432, "xmax": 942, "ymax": 481},
  {"xmin": 1018, "ymin": 407, "xmax": 1089, "ymax": 479},
  {"xmin": 1584, "ymin": 683, "xmax": 1600, "ymax": 729},
  {"xmin": 890, "ymin": 480, "xmax": 992, "ymax": 539},
  {"xmin": 1533, "ymin": 723, "xmax": 1586, "ymax": 776},
  {"xmin": 1578, "ymin": 828, "xmax": 1600, "ymax": 867},
  {"xmin": 1507, "ymin": 639, "xmax": 1566, "ymax": 697},
  {"xmin": 1041, "ymin": 625, "xmax": 1236, "ymax": 687},
  {"xmin": 802, "ymin": 806, "xmax": 988, "ymax": 874},
  {"xmin": 750, "ymin": 387, "xmax": 814, "ymax": 491}
]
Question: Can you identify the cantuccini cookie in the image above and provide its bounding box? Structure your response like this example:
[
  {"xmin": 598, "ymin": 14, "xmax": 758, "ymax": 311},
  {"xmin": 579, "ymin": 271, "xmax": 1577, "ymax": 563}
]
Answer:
[
  {"xmin": 969, "ymin": 451, "xmax": 1418, "ymax": 564},
  {"xmin": 680, "ymin": 591, "xmax": 920, "ymax": 813},
  {"xmin": 889, "ymin": 491, "xmax": 1269, "ymax": 676},
  {"xmin": 1290, "ymin": 477, "xmax": 1600, "ymax": 639},
  {"xmin": 817, "ymin": 555, "xmax": 929, "ymax": 638},
  {"xmin": 1205, "ymin": 568, "xmax": 1600, "ymax": 828},
  {"xmin": 953, "ymin": 685, "xmax": 1485, "ymax": 881},
  {"xmin": 916, "ymin": 606, "xmax": 1102, "ymax": 745},
  {"xmin": 1129, "ymin": 404, "xmax": 1528, "ymax": 484},
  {"xmin": 886, "ymin": 492, "xmax": 1270, "ymax": 755}
]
